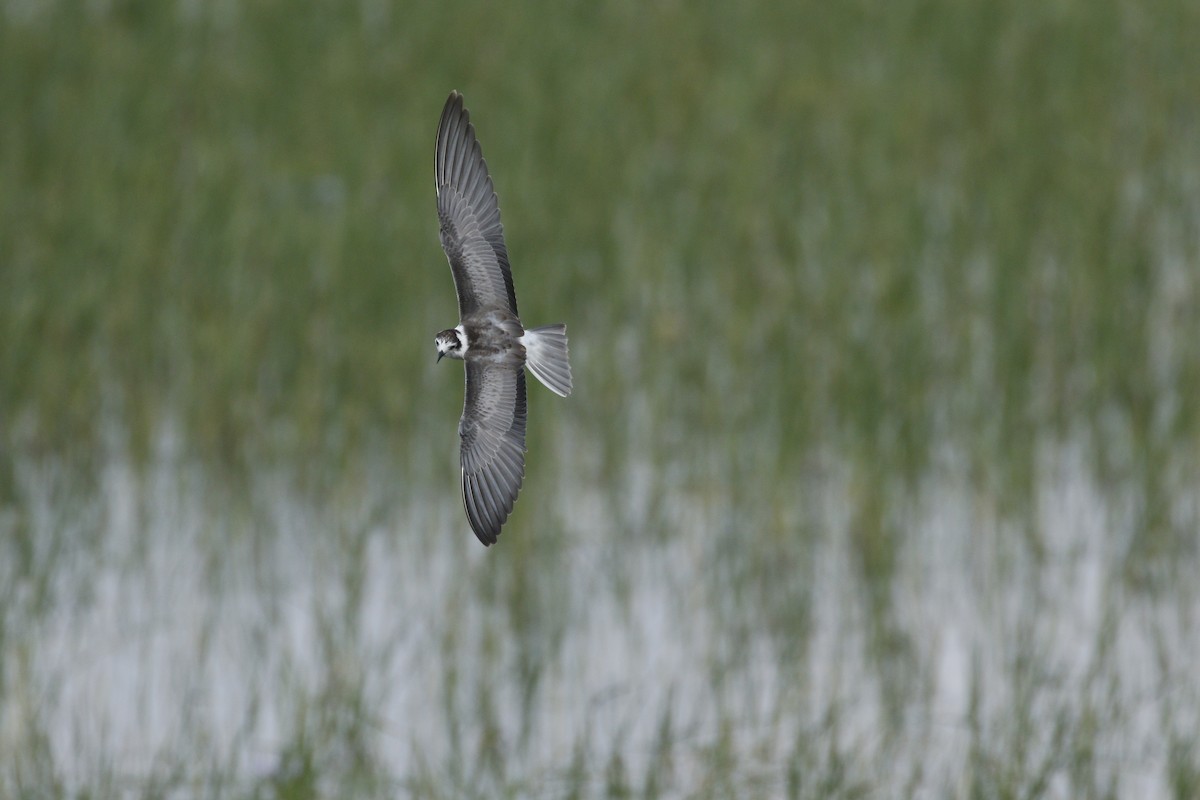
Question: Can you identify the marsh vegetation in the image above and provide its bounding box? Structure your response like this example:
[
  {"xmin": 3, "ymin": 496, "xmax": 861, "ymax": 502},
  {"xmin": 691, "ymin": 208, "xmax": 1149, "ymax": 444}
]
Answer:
[{"xmin": 2, "ymin": 0, "xmax": 1199, "ymax": 796}]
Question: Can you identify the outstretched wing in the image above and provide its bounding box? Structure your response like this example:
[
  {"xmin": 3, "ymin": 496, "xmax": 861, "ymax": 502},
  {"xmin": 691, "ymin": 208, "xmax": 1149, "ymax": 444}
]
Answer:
[
  {"xmin": 436, "ymin": 91, "xmax": 519, "ymax": 318},
  {"xmin": 459, "ymin": 362, "xmax": 527, "ymax": 545}
]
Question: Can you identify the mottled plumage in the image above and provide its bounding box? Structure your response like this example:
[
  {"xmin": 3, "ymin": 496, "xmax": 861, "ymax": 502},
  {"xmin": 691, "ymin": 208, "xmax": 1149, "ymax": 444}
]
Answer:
[{"xmin": 434, "ymin": 91, "xmax": 573, "ymax": 546}]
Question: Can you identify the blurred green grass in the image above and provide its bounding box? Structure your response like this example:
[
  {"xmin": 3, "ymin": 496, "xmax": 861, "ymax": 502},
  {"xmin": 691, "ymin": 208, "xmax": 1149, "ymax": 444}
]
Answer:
[
  {"xmin": 3, "ymin": 5, "xmax": 1200, "ymax": 793},
  {"xmin": 2, "ymin": 0, "xmax": 1198, "ymax": 519}
]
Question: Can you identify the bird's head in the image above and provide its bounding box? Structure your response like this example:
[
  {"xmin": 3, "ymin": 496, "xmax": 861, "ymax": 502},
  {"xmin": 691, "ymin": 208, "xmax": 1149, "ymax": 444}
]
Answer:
[{"xmin": 435, "ymin": 328, "xmax": 465, "ymax": 362}]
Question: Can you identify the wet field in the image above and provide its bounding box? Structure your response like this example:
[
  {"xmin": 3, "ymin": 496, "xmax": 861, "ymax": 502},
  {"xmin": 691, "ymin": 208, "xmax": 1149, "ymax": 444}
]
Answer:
[{"xmin": 3, "ymin": 1, "xmax": 1199, "ymax": 796}]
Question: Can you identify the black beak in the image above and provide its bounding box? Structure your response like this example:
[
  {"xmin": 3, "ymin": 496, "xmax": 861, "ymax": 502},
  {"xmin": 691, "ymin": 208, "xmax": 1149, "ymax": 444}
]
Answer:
[{"xmin": 437, "ymin": 352, "xmax": 444, "ymax": 363}]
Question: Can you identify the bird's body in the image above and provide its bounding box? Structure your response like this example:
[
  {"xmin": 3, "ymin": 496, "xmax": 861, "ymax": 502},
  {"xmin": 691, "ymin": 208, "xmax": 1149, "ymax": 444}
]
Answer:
[{"xmin": 433, "ymin": 91, "xmax": 572, "ymax": 546}]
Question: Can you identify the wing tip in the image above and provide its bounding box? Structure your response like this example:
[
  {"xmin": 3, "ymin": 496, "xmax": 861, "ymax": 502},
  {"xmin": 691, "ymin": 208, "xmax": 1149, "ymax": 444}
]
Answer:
[
  {"xmin": 436, "ymin": 91, "xmax": 470, "ymax": 190},
  {"xmin": 462, "ymin": 469, "xmax": 503, "ymax": 547}
]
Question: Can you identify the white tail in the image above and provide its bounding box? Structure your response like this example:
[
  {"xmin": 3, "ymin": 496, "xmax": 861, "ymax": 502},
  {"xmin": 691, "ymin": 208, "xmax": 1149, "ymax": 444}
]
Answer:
[{"xmin": 522, "ymin": 324, "xmax": 573, "ymax": 397}]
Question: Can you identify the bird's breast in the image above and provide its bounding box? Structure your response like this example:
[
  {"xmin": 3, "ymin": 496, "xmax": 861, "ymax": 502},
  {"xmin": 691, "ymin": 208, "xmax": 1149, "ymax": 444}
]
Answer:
[{"xmin": 462, "ymin": 310, "xmax": 526, "ymax": 367}]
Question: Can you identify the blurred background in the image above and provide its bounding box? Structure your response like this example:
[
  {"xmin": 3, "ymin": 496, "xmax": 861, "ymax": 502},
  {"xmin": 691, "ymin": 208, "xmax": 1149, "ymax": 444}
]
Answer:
[{"xmin": 2, "ymin": 0, "xmax": 1199, "ymax": 796}]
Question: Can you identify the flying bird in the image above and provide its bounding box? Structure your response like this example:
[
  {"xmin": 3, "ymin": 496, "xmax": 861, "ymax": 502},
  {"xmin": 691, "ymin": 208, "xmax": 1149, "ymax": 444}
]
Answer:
[{"xmin": 433, "ymin": 90, "xmax": 573, "ymax": 546}]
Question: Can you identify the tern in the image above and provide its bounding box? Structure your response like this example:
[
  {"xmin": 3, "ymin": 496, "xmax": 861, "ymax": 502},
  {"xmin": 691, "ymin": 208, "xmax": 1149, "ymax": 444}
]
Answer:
[{"xmin": 433, "ymin": 91, "xmax": 573, "ymax": 546}]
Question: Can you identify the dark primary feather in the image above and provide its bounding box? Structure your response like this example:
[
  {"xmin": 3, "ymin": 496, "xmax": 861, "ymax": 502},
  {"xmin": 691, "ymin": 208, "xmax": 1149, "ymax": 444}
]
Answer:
[
  {"xmin": 436, "ymin": 91, "xmax": 519, "ymax": 319},
  {"xmin": 459, "ymin": 363, "xmax": 527, "ymax": 545}
]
